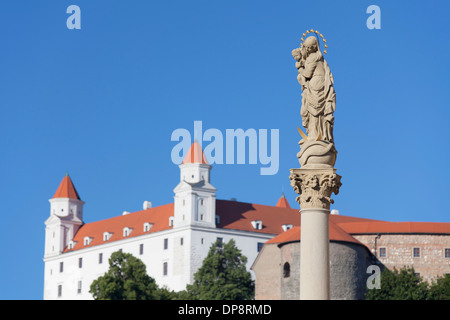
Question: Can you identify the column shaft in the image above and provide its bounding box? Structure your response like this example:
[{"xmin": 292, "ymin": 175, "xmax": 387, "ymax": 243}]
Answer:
[{"xmin": 299, "ymin": 208, "xmax": 330, "ymax": 300}]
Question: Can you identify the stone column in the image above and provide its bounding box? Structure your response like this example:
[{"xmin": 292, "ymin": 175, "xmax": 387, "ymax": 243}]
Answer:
[
  {"xmin": 290, "ymin": 31, "xmax": 341, "ymax": 299},
  {"xmin": 290, "ymin": 168, "xmax": 341, "ymax": 300}
]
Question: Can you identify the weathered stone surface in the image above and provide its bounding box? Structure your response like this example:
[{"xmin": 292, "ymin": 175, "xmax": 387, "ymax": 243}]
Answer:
[
  {"xmin": 252, "ymin": 243, "xmax": 282, "ymax": 300},
  {"xmin": 297, "ymin": 139, "xmax": 337, "ymax": 168},
  {"xmin": 292, "ymin": 36, "xmax": 336, "ymax": 145},
  {"xmin": 353, "ymin": 234, "xmax": 450, "ymax": 283},
  {"xmin": 258, "ymin": 241, "xmax": 372, "ymax": 300},
  {"xmin": 289, "ymin": 168, "xmax": 341, "ymax": 210}
]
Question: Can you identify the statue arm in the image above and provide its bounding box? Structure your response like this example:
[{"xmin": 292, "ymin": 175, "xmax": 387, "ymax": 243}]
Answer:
[
  {"xmin": 299, "ymin": 59, "xmax": 316, "ymax": 79},
  {"xmin": 297, "ymin": 73, "xmax": 307, "ymax": 86}
]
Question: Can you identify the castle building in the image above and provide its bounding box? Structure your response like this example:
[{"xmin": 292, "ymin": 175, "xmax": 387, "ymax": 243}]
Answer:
[
  {"xmin": 43, "ymin": 142, "xmax": 450, "ymax": 300},
  {"xmin": 43, "ymin": 142, "xmax": 299, "ymax": 299},
  {"xmin": 251, "ymin": 217, "xmax": 450, "ymax": 299}
]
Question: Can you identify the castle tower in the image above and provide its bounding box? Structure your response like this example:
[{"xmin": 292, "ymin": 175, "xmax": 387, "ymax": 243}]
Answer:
[
  {"xmin": 44, "ymin": 173, "xmax": 85, "ymax": 258},
  {"xmin": 275, "ymin": 192, "xmax": 291, "ymax": 208},
  {"xmin": 173, "ymin": 141, "xmax": 216, "ymax": 228}
]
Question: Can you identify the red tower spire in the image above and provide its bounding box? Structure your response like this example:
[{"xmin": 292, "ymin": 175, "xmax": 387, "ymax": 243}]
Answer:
[
  {"xmin": 275, "ymin": 193, "xmax": 291, "ymax": 208},
  {"xmin": 182, "ymin": 141, "xmax": 209, "ymax": 165},
  {"xmin": 52, "ymin": 173, "xmax": 81, "ymax": 200}
]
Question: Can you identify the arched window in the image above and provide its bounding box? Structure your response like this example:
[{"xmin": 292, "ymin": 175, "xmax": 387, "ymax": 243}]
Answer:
[
  {"xmin": 143, "ymin": 222, "xmax": 153, "ymax": 232},
  {"xmin": 123, "ymin": 227, "xmax": 133, "ymax": 237},
  {"xmin": 251, "ymin": 220, "xmax": 263, "ymax": 230},
  {"xmin": 103, "ymin": 232, "xmax": 112, "ymax": 241},
  {"xmin": 84, "ymin": 237, "xmax": 92, "ymax": 246},
  {"xmin": 68, "ymin": 241, "xmax": 76, "ymax": 250},
  {"xmin": 283, "ymin": 262, "xmax": 290, "ymax": 278}
]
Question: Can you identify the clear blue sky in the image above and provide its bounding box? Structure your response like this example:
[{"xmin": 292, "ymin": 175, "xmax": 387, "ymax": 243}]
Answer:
[{"xmin": 0, "ymin": 0, "xmax": 448, "ymax": 300}]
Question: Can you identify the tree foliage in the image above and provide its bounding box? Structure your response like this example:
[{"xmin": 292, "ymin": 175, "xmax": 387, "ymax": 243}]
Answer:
[
  {"xmin": 90, "ymin": 250, "xmax": 162, "ymax": 300},
  {"xmin": 365, "ymin": 266, "xmax": 429, "ymax": 300},
  {"xmin": 184, "ymin": 239, "xmax": 254, "ymax": 300},
  {"xmin": 428, "ymin": 274, "xmax": 450, "ymax": 300}
]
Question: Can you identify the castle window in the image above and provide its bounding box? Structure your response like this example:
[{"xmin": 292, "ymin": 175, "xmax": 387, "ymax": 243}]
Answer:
[
  {"xmin": 103, "ymin": 232, "xmax": 112, "ymax": 241},
  {"xmin": 379, "ymin": 247, "xmax": 386, "ymax": 258},
  {"xmin": 78, "ymin": 257, "xmax": 83, "ymax": 268},
  {"xmin": 143, "ymin": 222, "xmax": 153, "ymax": 232},
  {"xmin": 251, "ymin": 220, "xmax": 263, "ymax": 230},
  {"xmin": 58, "ymin": 285, "xmax": 62, "ymax": 297},
  {"xmin": 77, "ymin": 281, "xmax": 82, "ymax": 294},
  {"xmin": 99, "ymin": 253, "xmax": 103, "ymax": 264},
  {"xmin": 123, "ymin": 227, "xmax": 133, "ymax": 237},
  {"xmin": 140, "ymin": 244, "xmax": 144, "ymax": 255},
  {"xmin": 282, "ymin": 224, "xmax": 293, "ymax": 232},
  {"xmin": 169, "ymin": 217, "xmax": 174, "ymax": 227},
  {"xmin": 283, "ymin": 262, "xmax": 290, "ymax": 278},
  {"xmin": 164, "ymin": 238, "xmax": 168, "ymax": 250},
  {"xmin": 217, "ymin": 237, "xmax": 223, "ymax": 248},
  {"xmin": 180, "ymin": 238, "xmax": 184, "ymax": 246},
  {"xmin": 68, "ymin": 241, "xmax": 76, "ymax": 250},
  {"xmin": 215, "ymin": 216, "xmax": 220, "ymax": 224},
  {"xmin": 84, "ymin": 237, "xmax": 92, "ymax": 246},
  {"xmin": 59, "ymin": 262, "xmax": 64, "ymax": 273},
  {"xmin": 257, "ymin": 242, "xmax": 264, "ymax": 252},
  {"xmin": 413, "ymin": 247, "xmax": 420, "ymax": 258},
  {"xmin": 200, "ymin": 199, "xmax": 204, "ymax": 206},
  {"xmin": 163, "ymin": 262, "xmax": 168, "ymax": 276},
  {"xmin": 445, "ymin": 248, "xmax": 450, "ymax": 258}
]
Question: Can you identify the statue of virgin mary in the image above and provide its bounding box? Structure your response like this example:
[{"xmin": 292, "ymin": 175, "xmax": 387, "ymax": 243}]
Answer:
[{"xmin": 293, "ymin": 36, "xmax": 336, "ymax": 144}]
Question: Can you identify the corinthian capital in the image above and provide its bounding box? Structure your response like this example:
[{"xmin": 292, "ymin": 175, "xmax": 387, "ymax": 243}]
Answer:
[{"xmin": 289, "ymin": 168, "xmax": 341, "ymax": 210}]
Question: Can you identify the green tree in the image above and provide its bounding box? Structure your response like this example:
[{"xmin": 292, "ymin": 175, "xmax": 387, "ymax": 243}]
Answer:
[
  {"xmin": 90, "ymin": 250, "xmax": 160, "ymax": 300},
  {"xmin": 428, "ymin": 274, "xmax": 450, "ymax": 300},
  {"xmin": 365, "ymin": 266, "xmax": 429, "ymax": 300},
  {"xmin": 185, "ymin": 239, "xmax": 254, "ymax": 300}
]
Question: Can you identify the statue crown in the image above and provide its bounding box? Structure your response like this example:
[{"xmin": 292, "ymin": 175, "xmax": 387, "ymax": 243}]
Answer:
[{"xmin": 300, "ymin": 29, "xmax": 328, "ymax": 54}]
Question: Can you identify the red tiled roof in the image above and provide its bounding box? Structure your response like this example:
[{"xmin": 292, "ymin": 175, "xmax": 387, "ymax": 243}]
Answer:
[
  {"xmin": 216, "ymin": 200, "xmax": 299, "ymax": 234},
  {"xmin": 266, "ymin": 217, "xmax": 450, "ymax": 247},
  {"xmin": 53, "ymin": 174, "xmax": 81, "ymax": 200},
  {"xmin": 275, "ymin": 193, "xmax": 291, "ymax": 208},
  {"xmin": 63, "ymin": 196, "xmax": 450, "ymax": 253},
  {"xmin": 265, "ymin": 226, "xmax": 300, "ymax": 244},
  {"xmin": 64, "ymin": 203, "xmax": 174, "ymax": 252},
  {"xmin": 266, "ymin": 222, "xmax": 363, "ymax": 246},
  {"xmin": 338, "ymin": 221, "xmax": 450, "ymax": 235},
  {"xmin": 65, "ymin": 199, "xmax": 302, "ymax": 252},
  {"xmin": 182, "ymin": 141, "xmax": 209, "ymax": 165}
]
